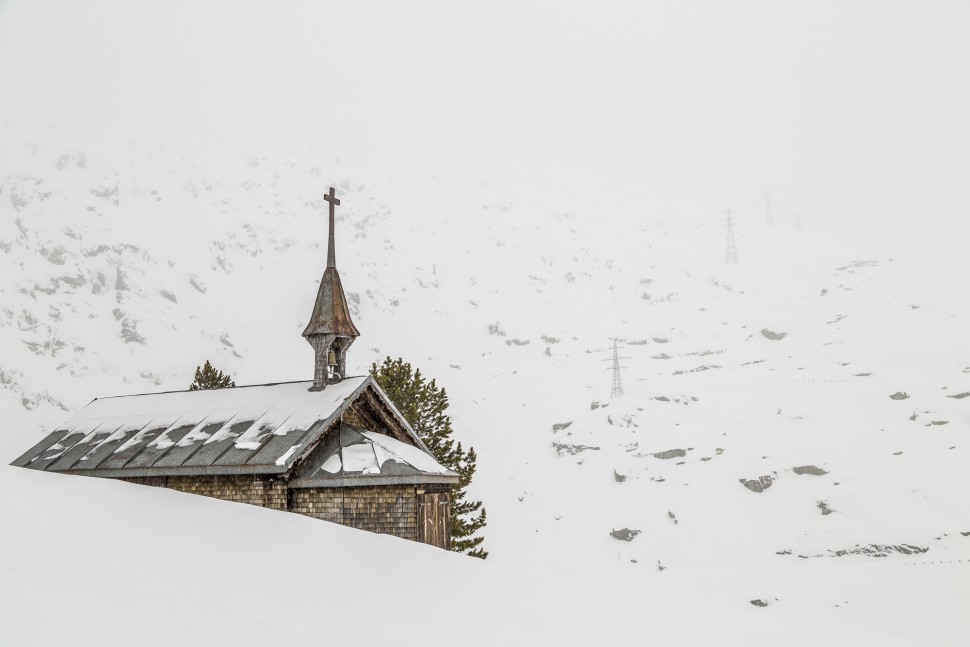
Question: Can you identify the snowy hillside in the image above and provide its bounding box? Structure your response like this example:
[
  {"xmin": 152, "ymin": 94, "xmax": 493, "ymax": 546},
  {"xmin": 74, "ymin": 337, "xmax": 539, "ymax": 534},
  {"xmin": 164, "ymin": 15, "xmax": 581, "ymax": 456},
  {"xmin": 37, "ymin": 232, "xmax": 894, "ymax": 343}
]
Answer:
[{"xmin": 2, "ymin": 129, "xmax": 969, "ymax": 645}]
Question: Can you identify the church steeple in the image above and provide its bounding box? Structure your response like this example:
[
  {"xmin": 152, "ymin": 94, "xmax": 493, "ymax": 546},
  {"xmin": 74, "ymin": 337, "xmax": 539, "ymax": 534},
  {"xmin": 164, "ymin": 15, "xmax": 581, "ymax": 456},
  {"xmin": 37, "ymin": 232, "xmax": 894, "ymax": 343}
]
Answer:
[{"xmin": 302, "ymin": 186, "xmax": 360, "ymax": 391}]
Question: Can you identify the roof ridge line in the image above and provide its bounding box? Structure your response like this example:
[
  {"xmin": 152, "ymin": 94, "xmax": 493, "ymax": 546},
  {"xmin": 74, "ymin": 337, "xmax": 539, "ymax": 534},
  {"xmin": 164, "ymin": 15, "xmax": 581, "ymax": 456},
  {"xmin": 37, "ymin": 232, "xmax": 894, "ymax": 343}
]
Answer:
[{"xmin": 94, "ymin": 376, "xmax": 369, "ymax": 400}]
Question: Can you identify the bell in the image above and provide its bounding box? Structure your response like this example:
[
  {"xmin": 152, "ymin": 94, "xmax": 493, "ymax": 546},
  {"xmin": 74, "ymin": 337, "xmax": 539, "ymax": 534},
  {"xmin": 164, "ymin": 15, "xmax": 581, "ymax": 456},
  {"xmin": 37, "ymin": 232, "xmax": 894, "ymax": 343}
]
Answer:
[{"xmin": 327, "ymin": 349, "xmax": 338, "ymax": 369}]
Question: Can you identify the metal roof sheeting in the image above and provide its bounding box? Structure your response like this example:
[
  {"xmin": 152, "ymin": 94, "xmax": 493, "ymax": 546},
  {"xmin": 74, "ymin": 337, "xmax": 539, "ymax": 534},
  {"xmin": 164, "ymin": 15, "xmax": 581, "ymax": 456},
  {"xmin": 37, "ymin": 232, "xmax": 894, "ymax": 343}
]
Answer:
[
  {"xmin": 13, "ymin": 377, "xmax": 375, "ymax": 477},
  {"xmin": 288, "ymin": 424, "xmax": 458, "ymax": 489},
  {"xmin": 302, "ymin": 266, "xmax": 360, "ymax": 339}
]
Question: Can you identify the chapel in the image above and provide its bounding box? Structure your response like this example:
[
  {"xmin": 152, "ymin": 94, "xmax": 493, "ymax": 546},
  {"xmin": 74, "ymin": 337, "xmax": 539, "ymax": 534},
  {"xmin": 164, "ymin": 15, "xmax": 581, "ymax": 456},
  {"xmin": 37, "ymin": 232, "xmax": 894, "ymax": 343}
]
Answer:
[{"xmin": 11, "ymin": 187, "xmax": 457, "ymax": 549}]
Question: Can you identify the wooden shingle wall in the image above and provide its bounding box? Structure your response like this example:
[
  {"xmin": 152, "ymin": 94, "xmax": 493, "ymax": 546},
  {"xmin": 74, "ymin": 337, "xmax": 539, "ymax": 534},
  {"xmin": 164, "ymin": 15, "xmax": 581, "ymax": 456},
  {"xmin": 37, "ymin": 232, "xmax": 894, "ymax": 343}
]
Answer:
[
  {"xmin": 340, "ymin": 407, "xmax": 368, "ymax": 429},
  {"xmin": 123, "ymin": 475, "xmax": 288, "ymax": 511},
  {"xmin": 122, "ymin": 476, "xmax": 450, "ymax": 548},
  {"xmin": 290, "ymin": 485, "xmax": 419, "ymax": 541}
]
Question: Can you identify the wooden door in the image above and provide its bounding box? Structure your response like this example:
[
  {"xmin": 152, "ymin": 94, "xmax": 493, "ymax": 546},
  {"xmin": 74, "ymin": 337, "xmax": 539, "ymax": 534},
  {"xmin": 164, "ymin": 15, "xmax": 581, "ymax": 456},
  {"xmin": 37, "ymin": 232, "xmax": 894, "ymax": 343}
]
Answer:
[{"xmin": 418, "ymin": 491, "xmax": 450, "ymax": 549}]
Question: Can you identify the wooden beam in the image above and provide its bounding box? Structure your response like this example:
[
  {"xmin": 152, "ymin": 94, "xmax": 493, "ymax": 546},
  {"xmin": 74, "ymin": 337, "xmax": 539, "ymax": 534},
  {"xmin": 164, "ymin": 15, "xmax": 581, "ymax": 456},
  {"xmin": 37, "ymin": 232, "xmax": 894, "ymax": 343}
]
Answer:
[
  {"xmin": 345, "ymin": 402, "xmax": 381, "ymax": 432},
  {"xmin": 361, "ymin": 387, "xmax": 413, "ymax": 445}
]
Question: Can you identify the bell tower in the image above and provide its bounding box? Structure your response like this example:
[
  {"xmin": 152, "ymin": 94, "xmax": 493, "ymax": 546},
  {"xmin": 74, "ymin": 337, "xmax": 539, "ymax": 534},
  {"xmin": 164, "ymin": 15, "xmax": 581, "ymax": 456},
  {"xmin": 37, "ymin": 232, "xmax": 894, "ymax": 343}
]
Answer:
[{"xmin": 302, "ymin": 186, "xmax": 360, "ymax": 391}]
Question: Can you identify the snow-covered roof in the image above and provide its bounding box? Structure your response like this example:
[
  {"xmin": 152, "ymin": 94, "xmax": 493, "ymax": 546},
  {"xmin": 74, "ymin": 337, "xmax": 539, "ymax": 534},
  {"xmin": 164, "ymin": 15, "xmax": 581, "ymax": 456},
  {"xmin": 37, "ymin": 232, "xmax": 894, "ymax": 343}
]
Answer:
[
  {"xmin": 290, "ymin": 424, "xmax": 457, "ymax": 488},
  {"xmin": 11, "ymin": 376, "xmax": 455, "ymax": 485}
]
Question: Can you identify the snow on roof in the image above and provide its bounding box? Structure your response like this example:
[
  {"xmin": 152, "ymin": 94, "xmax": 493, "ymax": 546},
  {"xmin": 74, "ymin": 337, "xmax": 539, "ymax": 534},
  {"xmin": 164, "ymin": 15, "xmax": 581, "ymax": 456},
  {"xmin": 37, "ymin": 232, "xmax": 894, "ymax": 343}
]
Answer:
[
  {"xmin": 13, "ymin": 377, "xmax": 374, "ymax": 477},
  {"xmin": 289, "ymin": 424, "xmax": 457, "ymax": 488}
]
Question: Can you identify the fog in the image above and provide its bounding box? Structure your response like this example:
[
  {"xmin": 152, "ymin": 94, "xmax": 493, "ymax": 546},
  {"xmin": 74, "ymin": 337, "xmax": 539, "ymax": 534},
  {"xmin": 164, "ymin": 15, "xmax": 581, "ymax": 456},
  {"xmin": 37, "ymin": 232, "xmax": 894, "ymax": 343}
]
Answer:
[{"xmin": 1, "ymin": 0, "xmax": 968, "ymax": 242}]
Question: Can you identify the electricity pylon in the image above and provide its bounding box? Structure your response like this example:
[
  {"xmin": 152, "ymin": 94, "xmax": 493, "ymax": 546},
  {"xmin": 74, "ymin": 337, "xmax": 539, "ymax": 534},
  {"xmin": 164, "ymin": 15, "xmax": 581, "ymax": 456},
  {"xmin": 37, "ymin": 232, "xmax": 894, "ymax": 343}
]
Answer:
[
  {"xmin": 603, "ymin": 339, "xmax": 630, "ymax": 398},
  {"xmin": 723, "ymin": 207, "xmax": 738, "ymax": 263}
]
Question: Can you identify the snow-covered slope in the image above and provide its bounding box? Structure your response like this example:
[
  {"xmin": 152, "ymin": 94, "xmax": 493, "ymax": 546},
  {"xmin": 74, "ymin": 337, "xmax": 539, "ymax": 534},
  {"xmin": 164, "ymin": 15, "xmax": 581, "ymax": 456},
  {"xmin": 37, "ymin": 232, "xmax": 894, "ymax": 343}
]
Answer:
[{"xmin": 2, "ymin": 129, "xmax": 968, "ymax": 645}]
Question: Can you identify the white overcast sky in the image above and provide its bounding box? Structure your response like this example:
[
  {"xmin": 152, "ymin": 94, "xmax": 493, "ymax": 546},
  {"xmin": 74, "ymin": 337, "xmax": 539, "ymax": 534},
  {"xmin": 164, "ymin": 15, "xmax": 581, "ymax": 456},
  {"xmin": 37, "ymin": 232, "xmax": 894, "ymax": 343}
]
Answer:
[{"xmin": 1, "ymin": 1, "xmax": 968, "ymax": 241}]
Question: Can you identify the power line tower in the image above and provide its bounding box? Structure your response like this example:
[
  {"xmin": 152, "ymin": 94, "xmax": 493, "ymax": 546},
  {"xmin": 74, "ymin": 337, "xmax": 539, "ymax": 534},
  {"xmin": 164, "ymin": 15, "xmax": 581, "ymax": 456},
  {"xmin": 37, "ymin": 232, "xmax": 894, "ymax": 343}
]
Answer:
[
  {"xmin": 603, "ymin": 339, "xmax": 630, "ymax": 398},
  {"xmin": 764, "ymin": 189, "xmax": 775, "ymax": 226},
  {"xmin": 723, "ymin": 207, "xmax": 738, "ymax": 263}
]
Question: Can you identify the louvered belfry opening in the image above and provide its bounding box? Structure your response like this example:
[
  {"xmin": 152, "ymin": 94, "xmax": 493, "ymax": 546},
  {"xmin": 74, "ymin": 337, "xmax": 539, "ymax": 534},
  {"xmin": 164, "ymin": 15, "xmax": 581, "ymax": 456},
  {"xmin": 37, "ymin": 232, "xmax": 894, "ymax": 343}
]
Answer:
[{"xmin": 303, "ymin": 186, "xmax": 360, "ymax": 391}]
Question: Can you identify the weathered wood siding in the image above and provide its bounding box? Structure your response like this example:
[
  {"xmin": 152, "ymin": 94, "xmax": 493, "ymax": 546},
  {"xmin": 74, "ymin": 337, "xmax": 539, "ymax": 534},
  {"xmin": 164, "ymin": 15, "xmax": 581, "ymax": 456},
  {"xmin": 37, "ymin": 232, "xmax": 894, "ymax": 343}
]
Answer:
[
  {"xmin": 123, "ymin": 475, "xmax": 288, "ymax": 510},
  {"xmin": 122, "ymin": 476, "xmax": 451, "ymax": 549},
  {"xmin": 417, "ymin": 489, "xmax": 451, "ymax": 550},
  {"xmin": 290, "ymin": 485, "xmax": 419, "ymax": 541}
]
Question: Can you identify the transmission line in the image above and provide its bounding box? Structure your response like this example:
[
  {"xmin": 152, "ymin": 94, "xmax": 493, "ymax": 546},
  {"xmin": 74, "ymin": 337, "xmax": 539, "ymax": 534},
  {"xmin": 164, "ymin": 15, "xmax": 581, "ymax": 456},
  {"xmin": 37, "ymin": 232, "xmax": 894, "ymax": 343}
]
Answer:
[
  {"xmin": 603, "ymin": 339, "xmax": 630, "ymax": 398},
  {"xmin": 765, "ymin": 189, "xmax": 775, "ymax": 226},
  {"xmin": 723, "ymin": 207, "xmax": 738, "ymax": 263}
]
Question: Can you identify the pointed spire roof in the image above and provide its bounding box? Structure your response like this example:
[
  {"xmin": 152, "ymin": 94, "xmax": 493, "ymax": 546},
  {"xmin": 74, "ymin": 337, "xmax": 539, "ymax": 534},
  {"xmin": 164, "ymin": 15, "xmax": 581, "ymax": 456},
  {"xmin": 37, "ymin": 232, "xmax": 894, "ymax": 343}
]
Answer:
[
  {"xmin": 303, "ymin": 265, "xmax": 360, "ymax": 338},
  {"xmin": 302, "ymin": 187, "xmax": 360, "ymax": 339}
]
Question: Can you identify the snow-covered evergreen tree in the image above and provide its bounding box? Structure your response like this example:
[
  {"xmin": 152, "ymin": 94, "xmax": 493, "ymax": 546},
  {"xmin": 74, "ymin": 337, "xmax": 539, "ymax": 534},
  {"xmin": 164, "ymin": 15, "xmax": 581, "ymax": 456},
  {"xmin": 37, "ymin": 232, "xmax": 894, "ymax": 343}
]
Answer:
[
  {"xmin": 371, "ymin": 357, "xmax": 487, "ymax": 558},
  {"xmin": 189, "ymin": 360, "xmax": 236, "ymax": 391}
]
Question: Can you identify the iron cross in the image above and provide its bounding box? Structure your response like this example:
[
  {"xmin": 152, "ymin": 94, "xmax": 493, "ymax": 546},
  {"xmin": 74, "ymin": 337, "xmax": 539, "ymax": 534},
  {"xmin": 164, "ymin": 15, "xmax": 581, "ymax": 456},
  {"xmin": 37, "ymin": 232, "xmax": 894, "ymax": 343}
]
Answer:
[
  {"xmin": 324, "ymin": 187, "xmax": 340, "ymax": 268},
  {"xmin": 324, "ymin": 186, "xmax": 340, "ymax": 225}
]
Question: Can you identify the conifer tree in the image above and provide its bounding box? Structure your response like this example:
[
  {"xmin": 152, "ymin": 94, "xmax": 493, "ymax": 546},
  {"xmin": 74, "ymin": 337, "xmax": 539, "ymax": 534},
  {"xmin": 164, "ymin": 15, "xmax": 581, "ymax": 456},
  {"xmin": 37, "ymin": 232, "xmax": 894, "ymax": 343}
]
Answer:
[
  {"xmin": 371, "ymin": 357, "xmax": 488, "ymax": 558},
  {"xmin": 189, "ymin": 360, "xmax": 236, "ymax": 390}
]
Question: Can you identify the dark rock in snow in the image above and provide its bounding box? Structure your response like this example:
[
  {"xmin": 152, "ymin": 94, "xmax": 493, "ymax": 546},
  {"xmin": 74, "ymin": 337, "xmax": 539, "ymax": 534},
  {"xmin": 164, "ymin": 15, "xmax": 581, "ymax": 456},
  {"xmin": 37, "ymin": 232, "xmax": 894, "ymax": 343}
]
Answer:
[
  {"xmin": 120, "ymin": 319, "xmax": 145, "ymax": 344},
  {"xmin": 760, "ymin": 329, "xmax": 788, "ymax": 340},
  {"xmin": 40, "ymin": 245, "xmax": 68, "ymax": 265},
  {"xmin": 610, "ymin": 528, "xmax": 641, "ymax": 542},
  {"xmin": 189, "ymin": 275, "xmax": 207, "ymax": 294},
  {"xmin": 115, "ymin": 268, "xmax": 130, "ymax": 291},
  {"xmin": 687, "ymin": 365, "xmax": 720, "ymax": 373},
  {"xmin": 553, "ymin": 442, "xmax": 600, "ymax": 457},
  {"xmin": 552, "ymin": 422, "xmax": 573, "ymax": 432},
  {"xmin": 889, "ymin": 392, "xmax": 910, "ymax": 400},
  {"xmin": 792, "ymin": 465, "xmax": 828, "ymax": 476},
  {"xmin": 614, "ymin": 470, "xmax": 626, "ymax": 483},
  {"xmin": 835, "ymin": 260, "xmax": 879, "ymax": 271},
  {"xmin": 946, "ymin": 392, "xmax": 970, "ymax": 399},
  {"xmin": 829, "ymin": 544, "xmax": 927, "ymax": 558},
  {"xmin": 750, "ymin": 599, "xmax": 769, "ymax": 607},
  {"xmin": 487, "ymin": 322, "xmax": 506, "ymax": 336},
  {"xmin": 653, "ymin": 448, "xmax": 686, "ymax": 460},
  {"xmin": 59, "ymin": 274, "xmax": 85, "ymax": 289},
  {"xmin": 740, "ymin": 475, "xmax": 774, "ymax": 493}
]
